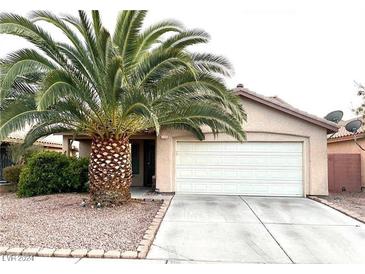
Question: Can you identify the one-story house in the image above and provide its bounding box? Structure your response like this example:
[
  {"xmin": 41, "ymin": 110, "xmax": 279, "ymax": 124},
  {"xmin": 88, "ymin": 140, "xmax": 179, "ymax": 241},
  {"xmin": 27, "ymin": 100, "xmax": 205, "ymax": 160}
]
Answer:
[
  {"xmin": 327, "ymin": 117, "xmax": 364, "ymax": 191},
  {"xmin": 61, "ymin": 85, "xmax": 338, "ymax": 197}
]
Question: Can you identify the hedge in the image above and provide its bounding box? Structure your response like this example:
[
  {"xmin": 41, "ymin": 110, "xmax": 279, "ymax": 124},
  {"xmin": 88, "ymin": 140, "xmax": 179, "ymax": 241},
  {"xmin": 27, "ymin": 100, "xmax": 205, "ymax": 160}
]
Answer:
[{"xmin": 17, "ymin": 151, "xmax": 89, "ymax": 197}]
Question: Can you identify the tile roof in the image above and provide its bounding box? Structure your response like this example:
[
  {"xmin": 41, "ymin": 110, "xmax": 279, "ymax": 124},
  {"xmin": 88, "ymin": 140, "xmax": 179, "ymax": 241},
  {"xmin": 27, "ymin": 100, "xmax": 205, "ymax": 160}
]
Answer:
[
  {"xmin": 1, "ymin": 131, "xmax": 62, "ymax": 147},
  {"xmin": 2, "ymin": 136, "xmax": 63, "ymax": 147},
  {"xmin": 234, "ymin": 85, "xmax": 339, "ymax": 132},
  {"xmin": 328, "ymin": 117, "xmax": 364, "ymax": 140}
]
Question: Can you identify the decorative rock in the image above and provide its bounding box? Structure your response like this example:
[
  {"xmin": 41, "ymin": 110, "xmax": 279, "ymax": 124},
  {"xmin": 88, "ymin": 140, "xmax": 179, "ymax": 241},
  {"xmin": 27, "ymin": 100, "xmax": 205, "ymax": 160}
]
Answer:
[
  {"xmin": 309, "ymin": 196, "xmax": 365, "ymax": 224},
  {"xmin": 71, "ymin": 249, "xmax": 89, "ymax": 258},
  {"xmin": 0, "ymin": 246, "xmax": 9, "ymax": 255},
  {"xmin": 38, "ymin": 248, "xmax": 56, "ymax": 257},
  {"xmin": 121, "ymin": 251, "xmax": 138, "ymax": 259},
  {"xmin": 54, "ymin": 248, "xmax": 72, "ymax": 257},
  {"xmin": 87, "ymin": 249, "xmax": 104, "ymax": 258},
  {"xmin": 6, "ymin": 247, "xmax": 24, "ymax": 255},
  {"xmin": 22, "ymin": 247, "xmax": 40, "ymax": 256},
  {"xmin": 104, "ymin": 250, "xmax": 121, "ymax": 259}
]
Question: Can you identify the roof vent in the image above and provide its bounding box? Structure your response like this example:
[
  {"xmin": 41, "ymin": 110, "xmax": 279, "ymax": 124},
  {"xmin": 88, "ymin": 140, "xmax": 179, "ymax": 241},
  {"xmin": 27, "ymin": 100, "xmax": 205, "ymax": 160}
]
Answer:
[{"xmin": 236, "ymin": 83, "xmax": 244, "ymax": 88}]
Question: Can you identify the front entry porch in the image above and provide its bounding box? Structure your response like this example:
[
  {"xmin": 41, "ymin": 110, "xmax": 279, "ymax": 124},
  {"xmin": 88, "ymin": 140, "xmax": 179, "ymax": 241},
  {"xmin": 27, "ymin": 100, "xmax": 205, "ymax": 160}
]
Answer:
[{"xmin": 61, "ymin": 134, "xmax": 156, "ymax": 189}]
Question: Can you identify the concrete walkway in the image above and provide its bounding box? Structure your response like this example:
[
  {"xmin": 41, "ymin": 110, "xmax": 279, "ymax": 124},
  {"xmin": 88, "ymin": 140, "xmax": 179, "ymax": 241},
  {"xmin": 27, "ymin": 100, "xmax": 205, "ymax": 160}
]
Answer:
[{"xmin": 147, "ymin": 195, "xmax": 365, "ymax": 263}]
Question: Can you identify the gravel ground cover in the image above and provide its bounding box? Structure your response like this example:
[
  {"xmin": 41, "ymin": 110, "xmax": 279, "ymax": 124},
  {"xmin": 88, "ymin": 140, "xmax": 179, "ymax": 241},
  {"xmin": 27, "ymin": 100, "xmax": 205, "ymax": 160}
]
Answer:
[
  {"xmin": 320, "ymin": 192, "xmax": 365, "ymax": 219},
  {"xmin": 0, "ymin": 193, "xmax": 162, "ymax": 251}
]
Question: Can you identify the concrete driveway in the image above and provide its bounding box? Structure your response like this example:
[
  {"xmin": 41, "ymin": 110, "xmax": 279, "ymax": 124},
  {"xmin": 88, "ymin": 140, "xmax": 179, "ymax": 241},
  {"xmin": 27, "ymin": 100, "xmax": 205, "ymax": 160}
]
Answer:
[{"xmin": 147, "ymin": 195, "xmax": 365, "ymax": 263}]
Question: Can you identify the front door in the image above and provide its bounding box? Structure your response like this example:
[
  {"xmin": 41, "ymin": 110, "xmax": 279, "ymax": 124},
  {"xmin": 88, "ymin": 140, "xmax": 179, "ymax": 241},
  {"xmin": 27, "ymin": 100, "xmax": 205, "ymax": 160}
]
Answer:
[{"xmin": 143, "ymin": 140, "xmax": 155, "ymax": 187}]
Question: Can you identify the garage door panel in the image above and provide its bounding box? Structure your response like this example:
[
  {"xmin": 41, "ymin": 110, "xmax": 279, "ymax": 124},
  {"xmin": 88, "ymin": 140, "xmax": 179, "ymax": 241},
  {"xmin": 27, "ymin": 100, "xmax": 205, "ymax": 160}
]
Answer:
[
  {"xmin": 236, "ymin": 183, "xmax": 302, "ymax": 196},
  {"xmin": 176, "ymin": 168, "xmax": 302, "ymax": 180},
  {"xmin": 177, "ymin": 178, "xmax": 303, "ymax": 185},
  {"xmin": 177, "ymin": 142, "xmax": 302, "ymax": 153},
  {"xmin": 176, "ymin": 154, "xmax": 302, "ymax": 167},
  {"xmin": 177, "ymin": 180, "xmax": 303, "ymax": 196},
  {"xmin": 177, "ymin": 181, "xmax": 239, "ymax": 194},
  {"xmin": 175, "ymin": 142, "xmax": 303, "ymax": 196}
]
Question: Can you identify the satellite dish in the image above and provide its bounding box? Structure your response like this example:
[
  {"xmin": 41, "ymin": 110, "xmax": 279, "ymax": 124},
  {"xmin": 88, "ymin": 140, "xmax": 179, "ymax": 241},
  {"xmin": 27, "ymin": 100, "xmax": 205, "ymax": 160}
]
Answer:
[
  {"xmin": 345, "ymin": 119, "xmax": 363, "ymax": 133},
  {"xmin": 324, "ymin": 110, "xmax": 344, "ymax": 124}
]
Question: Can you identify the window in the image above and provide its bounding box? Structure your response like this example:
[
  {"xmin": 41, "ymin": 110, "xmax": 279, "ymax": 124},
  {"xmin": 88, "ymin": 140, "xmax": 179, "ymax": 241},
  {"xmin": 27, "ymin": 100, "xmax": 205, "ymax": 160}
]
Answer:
[{"xmin": 131, "ymin": 143, "xmax": 139, "ymax": 175}]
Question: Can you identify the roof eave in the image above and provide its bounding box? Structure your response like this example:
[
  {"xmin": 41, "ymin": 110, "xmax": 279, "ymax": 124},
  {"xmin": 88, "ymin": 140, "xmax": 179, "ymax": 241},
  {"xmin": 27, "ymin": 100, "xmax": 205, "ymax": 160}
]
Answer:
[
  {"xmin": 1, "ymin": 137, "xmax": 62, "ymax": 148},
  {"xmin": 234, "ymin": 90, "xmax": 339, "ymax": 133},
  {"xmin": 328, "ymin": 132, "xmax": 365, "ymax": 143}
]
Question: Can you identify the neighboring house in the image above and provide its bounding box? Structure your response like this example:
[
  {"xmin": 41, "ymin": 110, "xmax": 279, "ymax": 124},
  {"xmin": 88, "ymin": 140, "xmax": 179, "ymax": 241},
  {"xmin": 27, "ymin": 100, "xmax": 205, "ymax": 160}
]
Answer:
[
  {"xmin": 327, "ymin": 117, "xmax": 364, "ymax": 191},
  {"xmin": 61, "ymin": 84, "xmax": 338, "ymax": 197},
  {"xmin": 0, "ymin": 135, "xmax": 63, "ymax": 182}
]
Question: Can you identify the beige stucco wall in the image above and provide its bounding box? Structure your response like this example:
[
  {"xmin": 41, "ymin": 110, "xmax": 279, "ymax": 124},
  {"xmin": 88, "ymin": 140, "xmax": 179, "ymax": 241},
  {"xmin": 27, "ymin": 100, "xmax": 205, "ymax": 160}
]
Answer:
[
  {"xmin": 328, "ymin": 139, "xmax": 365, "ymax": 187},
  {"xmin": 79, "ymin": 140, "xmax": 92, "ymax": 157},
  {"xmin": 156, "ymin": 98, "xmax": 329, "ymax": 196},
  {"xmin": 62, "ymin": 136, "xmax": 70, "ymax": 156}
]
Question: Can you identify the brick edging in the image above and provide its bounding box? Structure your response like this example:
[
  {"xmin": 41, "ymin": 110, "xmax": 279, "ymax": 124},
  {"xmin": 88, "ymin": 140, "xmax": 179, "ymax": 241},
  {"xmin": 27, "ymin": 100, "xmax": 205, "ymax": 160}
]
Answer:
[
  {"xmin": 308, "ymin": 196, "xmax": 365, "ymax": 224},
  {"xmin": 0, "ymin": 197, "xmax": 173, "ymax": 259},
  {"xmin": 136, "ymin": 196, "xmax": 173, "ymax": 258}
]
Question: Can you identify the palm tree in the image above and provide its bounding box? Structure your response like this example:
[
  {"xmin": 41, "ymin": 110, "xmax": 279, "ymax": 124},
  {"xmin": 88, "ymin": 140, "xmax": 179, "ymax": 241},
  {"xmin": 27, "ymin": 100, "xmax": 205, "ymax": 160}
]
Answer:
[{"xmin": 0, "ymin": 11, "xmax": 246, "ymax": 205}]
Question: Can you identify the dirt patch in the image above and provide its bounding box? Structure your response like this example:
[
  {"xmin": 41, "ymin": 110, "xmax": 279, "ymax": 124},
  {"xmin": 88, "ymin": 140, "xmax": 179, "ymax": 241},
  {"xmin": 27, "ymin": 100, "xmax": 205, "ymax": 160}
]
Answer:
[
  {"xmin": 0, "ymin": 193, "xmax": 162, "ymax": 251},
  {"xmin": 320, "ymin": 192, "xmax": 365, "ymax": 219}
]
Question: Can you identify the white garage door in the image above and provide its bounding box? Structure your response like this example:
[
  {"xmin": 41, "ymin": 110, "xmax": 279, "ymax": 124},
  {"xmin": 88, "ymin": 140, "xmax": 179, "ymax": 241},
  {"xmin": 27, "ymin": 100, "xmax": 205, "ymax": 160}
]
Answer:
[{"xmin": 175, "ymin": 142, "xmax": 303, "ymax": 196}]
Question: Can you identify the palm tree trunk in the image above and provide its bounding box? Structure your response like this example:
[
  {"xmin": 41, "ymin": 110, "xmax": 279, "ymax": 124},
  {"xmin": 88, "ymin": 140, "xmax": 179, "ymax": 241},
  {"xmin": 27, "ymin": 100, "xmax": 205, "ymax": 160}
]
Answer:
[{"xmin": 89, "ymin": 135, "xmax": 132, "ymax": 206}]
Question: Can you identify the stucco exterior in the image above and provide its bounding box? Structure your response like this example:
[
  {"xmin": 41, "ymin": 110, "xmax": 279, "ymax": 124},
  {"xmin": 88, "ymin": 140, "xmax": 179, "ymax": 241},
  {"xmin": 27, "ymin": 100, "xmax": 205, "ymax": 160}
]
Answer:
[
  {"xmin": 155, "ymin": 97, "xmax": 330, "ymax": 196},
  {"xmin": 327, "ymin": 138, "xmax": 365, "ymax": 188}
]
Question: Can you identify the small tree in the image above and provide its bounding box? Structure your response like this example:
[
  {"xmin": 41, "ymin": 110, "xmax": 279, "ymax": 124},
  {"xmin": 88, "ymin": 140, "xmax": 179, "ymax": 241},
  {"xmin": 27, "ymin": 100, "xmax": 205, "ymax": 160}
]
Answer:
[{"xmin": 355, "ymin": 84, "xmax": 365, "ymax": 120}]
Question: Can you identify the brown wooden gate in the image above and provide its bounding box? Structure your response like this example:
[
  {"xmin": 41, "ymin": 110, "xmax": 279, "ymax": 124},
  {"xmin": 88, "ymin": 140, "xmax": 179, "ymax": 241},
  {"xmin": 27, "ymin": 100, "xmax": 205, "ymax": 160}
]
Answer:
[{"xmin": 328, "ymin": 154, "xmax": 361, "ymax": 193}]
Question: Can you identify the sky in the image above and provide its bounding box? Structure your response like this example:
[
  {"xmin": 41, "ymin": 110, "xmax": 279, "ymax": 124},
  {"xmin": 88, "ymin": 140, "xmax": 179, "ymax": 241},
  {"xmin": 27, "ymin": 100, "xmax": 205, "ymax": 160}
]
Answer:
[{"xmin": 1, "ymin": 0, "xmax": 364, "ymax": 144}]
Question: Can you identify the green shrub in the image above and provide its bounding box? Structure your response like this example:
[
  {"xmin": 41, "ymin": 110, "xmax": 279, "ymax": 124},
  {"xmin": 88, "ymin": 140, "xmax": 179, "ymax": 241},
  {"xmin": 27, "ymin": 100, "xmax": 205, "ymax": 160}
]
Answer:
[
  {"xmin": 23, "ymin": 146, "xmax": 43, "ymax": 163},
  {"xmin": 3, "ymin": 165, "xmax": 24, "ymax": 184},
  {"xmin": 71, "ymin": 157, "xmax": 90, "ymax": 192},
  {"xmin": 17, "ymin": 151, "xmax": 87, "ymax": 197}
]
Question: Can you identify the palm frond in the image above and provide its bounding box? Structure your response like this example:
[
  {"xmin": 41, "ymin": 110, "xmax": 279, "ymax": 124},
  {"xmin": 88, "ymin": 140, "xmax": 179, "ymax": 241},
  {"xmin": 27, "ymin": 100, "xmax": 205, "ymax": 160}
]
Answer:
[
  {"xmin": 0, "ymin": 110, "xmax": 58, "ymax": 140},
  {"xmin": 133, "ymin": 20, "xmax": 183, "ymax": 61},
  {"xmin": 22, "ymin": 123, "xmax": 74, "ymax": 148},
  {"xmin": 160, "ymin": 29, "xmax": 210, "ymax": 50},
  {"xmin": 0, "ymin": 10, "xmax": 246, "ymax": 145},
  {"xmin": 0, "ymin": 49, "xmax": 55, "ymax": 99}
]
